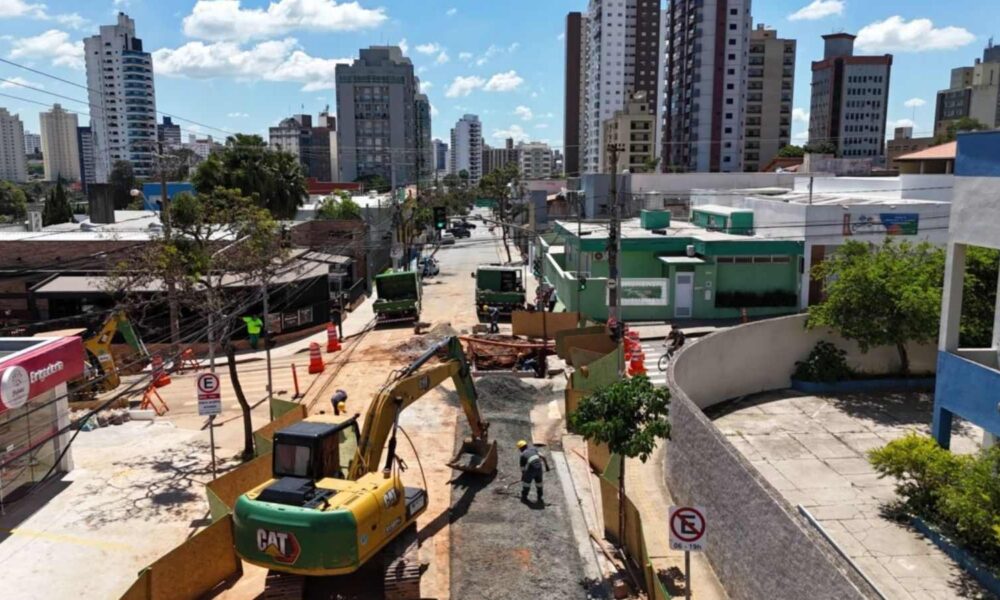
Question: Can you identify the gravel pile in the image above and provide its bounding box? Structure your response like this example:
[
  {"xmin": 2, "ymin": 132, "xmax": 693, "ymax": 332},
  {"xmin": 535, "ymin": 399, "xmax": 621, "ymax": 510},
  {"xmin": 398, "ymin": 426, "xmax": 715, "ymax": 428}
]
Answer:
[{"xmin": 450, "ymin": 375, "xmax": 596, "ymax": 599}]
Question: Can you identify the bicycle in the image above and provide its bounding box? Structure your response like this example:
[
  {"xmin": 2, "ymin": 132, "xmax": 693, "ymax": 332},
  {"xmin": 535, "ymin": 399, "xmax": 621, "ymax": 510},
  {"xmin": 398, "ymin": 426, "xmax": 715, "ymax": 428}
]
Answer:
[{"xmin": 658, "ymin": 344, "xmax": 678, "ymax": 372}]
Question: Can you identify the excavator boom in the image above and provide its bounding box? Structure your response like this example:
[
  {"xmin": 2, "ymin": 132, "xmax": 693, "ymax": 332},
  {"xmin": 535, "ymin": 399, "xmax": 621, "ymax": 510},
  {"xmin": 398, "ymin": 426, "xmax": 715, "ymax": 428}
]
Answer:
[{"xmin": 349, "ymin": 336, "xmax": 496, "ymax": 480}]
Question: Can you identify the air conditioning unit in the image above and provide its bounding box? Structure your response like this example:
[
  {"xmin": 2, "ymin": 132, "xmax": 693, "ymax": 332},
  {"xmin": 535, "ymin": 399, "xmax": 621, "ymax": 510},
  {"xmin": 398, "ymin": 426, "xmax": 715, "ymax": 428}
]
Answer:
[{"xmin": 686, "ymin": 245, "xmax": 695, "ymax": 257}]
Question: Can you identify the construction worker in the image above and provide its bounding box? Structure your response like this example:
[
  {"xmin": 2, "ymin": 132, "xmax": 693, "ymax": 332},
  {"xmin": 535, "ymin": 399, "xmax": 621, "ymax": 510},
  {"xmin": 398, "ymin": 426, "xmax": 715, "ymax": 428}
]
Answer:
[
  {"xmin": 488, "ymin": 306, "xmax": 500, "ymax": 334},
  {"xmin": 518, "ymin": 440, "xmax": 550, "ymax": 503},
  {"xmin": 243, "ymin": 315, "xmax": 263, "ymax": 350}
]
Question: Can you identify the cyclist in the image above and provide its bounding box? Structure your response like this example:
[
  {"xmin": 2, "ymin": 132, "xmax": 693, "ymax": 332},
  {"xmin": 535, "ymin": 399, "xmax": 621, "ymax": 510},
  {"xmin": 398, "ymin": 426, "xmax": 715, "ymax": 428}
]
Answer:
[{"xmin": 666, "ymin": 326, "xmax": 686, "ymax": 355}]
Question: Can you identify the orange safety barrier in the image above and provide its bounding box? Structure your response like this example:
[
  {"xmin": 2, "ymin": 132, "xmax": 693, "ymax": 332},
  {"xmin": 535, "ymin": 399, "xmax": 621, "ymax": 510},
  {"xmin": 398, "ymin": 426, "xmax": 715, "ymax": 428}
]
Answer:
[
  {"xmin": 151, "ymin": 354, "xmax": 171, "ymax": 387},
  {"xmin": 628, "ymin": 351, "xmax": 646, "ymax": 377},
  {"xmin": 326, "ymin": 323, "xmax": 341, "ymax": 353},
  {"xmin": 139, "ymin": 383, "xmax": 170, "ymax": 416},
  {"xmin": 177, "ymin": 348, "xmax": 201, "ymax": 373},
  {"xmin": 307, "ymin": 342, "xmax": 325, "ymax": 374}
]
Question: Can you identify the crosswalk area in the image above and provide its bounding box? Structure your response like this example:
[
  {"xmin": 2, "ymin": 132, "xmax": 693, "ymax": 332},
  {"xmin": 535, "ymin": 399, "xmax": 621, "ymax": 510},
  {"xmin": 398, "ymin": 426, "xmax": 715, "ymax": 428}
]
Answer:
[{"xmin": 640, "ymin": 341, "xmax": 668, "ymax": 387}]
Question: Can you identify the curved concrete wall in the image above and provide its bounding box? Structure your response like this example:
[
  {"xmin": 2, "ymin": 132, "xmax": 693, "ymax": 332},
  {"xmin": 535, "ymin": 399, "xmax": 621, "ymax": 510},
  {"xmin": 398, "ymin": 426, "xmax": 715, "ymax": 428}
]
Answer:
[
  {"xmin": 664, "ymin": 314, "xmax": 935, "ymax": 599},
  {"xmin": 672, "ymin": 313, "xmax": 936, "ymax": 410}
]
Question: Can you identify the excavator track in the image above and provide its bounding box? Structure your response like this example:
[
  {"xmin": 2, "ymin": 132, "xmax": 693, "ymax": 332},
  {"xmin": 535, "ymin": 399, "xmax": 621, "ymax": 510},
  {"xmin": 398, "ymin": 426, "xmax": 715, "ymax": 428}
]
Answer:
[
  {"xmin": 383, "ymin": 525, "xmax": 421, "ymax": 600},
  {"xmin": 263, "ymin": 571, "xmax": 306, "ymax": 600}
]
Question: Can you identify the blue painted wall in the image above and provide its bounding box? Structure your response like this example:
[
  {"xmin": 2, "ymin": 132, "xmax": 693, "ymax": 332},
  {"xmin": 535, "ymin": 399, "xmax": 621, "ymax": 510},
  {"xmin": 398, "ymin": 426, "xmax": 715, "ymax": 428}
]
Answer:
[
  {"xmin": 932, "ymin": 351, "xmax": 1000, "ymax": 448},
  {"xmin": 142, "ymin": 182, "xmax": 195, "ymax": 211},
  {"xmin": 955, "ymin": 131, "xmax": 1000, "ymax": 177}
]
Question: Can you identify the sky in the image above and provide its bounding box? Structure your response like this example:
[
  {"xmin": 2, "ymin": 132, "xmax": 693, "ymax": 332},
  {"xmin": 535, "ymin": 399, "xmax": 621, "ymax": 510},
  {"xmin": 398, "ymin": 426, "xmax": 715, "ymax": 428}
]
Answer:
[{"xmin": 0, "ymin": 0, "xmax": 996, "ymax": 152}]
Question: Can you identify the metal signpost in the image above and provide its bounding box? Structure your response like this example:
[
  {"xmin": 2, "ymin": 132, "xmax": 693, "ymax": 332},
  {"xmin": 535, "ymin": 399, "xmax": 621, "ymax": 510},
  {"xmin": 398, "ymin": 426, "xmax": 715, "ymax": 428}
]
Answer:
[
  {"xmin": 669, "ymin": 506, "xmax": 706, "ymax": 600},
  {"xmin": 197, "ymin": 372, "xmax": 222, "ymax": 478}
]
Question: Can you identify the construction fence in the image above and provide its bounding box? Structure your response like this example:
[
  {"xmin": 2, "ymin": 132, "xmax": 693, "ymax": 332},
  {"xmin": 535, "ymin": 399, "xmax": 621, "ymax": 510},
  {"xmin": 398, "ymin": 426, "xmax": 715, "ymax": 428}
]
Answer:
[
  {"xmin": 119, "ymin": 397, "xmax": 310, "ymax": 600},
  {"xmin": 559, "ymin": 326, "xmax": 672, "ymax": 600}
]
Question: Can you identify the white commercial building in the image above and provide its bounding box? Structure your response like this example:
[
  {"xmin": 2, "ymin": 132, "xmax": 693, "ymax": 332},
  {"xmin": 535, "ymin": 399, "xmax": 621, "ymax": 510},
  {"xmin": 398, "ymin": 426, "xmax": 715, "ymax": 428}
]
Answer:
[
  {"xmin": 518, "ymin": 142, "xmax": 554, "ymax": 180},
  {"xmin": 84, "ymin": 12, "xmax": 158, "ymax": 182},
  {"xmin": 39, "ymin": 104, "xmax": 81, "ymax": 181},
  {"xmin": 23, "ymin": 132, "xmax": 41, "ymax": 155},
  {"xmin": 449, "ymin": 114, "xmax": 482, "ymax": 185},
  {"xmin": 0, "ymin": 108, "xmax": 27, "ymax": 182}
]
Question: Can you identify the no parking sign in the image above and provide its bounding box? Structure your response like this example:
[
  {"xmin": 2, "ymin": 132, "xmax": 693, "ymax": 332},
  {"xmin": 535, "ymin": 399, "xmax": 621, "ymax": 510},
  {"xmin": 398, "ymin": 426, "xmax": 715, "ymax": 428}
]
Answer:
[{"xmin": 669, "ymin": 506, "xmax": 706, "ymax": 552}]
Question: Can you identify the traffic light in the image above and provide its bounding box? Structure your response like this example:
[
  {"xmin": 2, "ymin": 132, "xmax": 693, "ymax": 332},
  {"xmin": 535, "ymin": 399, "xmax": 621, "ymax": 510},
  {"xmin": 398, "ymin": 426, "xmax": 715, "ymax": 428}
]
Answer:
[{"xmin": 433, "ymin": 206, "xmax": 447, "ymax": 230}]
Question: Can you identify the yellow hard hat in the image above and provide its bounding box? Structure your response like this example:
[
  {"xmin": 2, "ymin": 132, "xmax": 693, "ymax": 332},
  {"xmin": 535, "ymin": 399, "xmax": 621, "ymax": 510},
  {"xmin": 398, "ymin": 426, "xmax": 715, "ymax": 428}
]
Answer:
[
  {"xmin": 516, "ymin": 440, "xmax": 528, "ymax": 449},
  {"xmin": 337, "ymin": 401, "xmax": 346, "ymax": 413}
]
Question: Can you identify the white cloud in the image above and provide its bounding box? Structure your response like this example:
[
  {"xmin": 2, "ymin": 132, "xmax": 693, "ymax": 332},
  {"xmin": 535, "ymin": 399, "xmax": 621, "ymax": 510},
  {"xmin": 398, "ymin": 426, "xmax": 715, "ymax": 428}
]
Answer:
[
  {"xmin": 182, "ymin": 0, "xmax": 387, "ymax": 43},
  {"xmin": 435, "ymin": 50, "xmax": 449, "ymax": 64},
  {"xmin": 420, "ymin": 81, "xmax": 433, "ymax": 91},
  {"xmin": 8, "ymin": 29, "xmax": 83, "ymax": 70},
  {"xmin": 398, "ymin": 38, "xmax": 408, "ymax": 55},
  {"xmin": 904, "ymin": 97, "xmax": 926, "ymax": 108},
  {"xmin": 0, "ymin": 76, "xmax": 42, "ymax": 89},
  {"xmin": 492, "ymin": 124, "xmax": 529, "ymax": 142},
  {"xmin": 475, "ymin": 43, "xmax": 518, "ymax": 66},
  {"xmin": 793, "ymin": 130, "xmax": 808, "ymax": 141},
  {"xmin": 458, "ymin": 51, "xmax": 472, "ymax": 61},
  {"xmin": 445, "ymin": 75, "xmax": 485, "ymax": 97},
  {"xmin": 514, "ymin": 105, "xmax": 533, "ymax": 121},
  {"xmin": 889, "ymin": 118, "xmax": 917, "ymax": 130},
  {"xmin": 536, "ymin": 123, "xmax": 549, "ymax": 129},
  {"xmin": 508, "ymin": 42, "xmax": 519, "ymax": 52},
  {"xmin": 430, "ymin": 104, "xmax": 439, "ymax": 116},
  {"xmin": 152, "ymin": 38, "xmax": 351, "ymax": 92},
  {"xmin": 0, "ymin": 0, "xmax": 87, "ymax": 29},
  {"xmin": 556, "ymin": 32, "xmax": 565, "ymax": 41},
  {"xmin": 483, "ymin": 70, "xmax": 523, "ymax": 92},
  {"xmin": 445, "ymin": 7, "xmax": 456, "ymax": 17},
  {"xmin": 227, "ymin": 111, "xmax": 250, "ymax": 117},
  {"xmin": 792, "ymin": 108, "xmax": 810, "ymax": 124},
  {"xmin": 788, "ymin": 0, "xmax": 844, "ymax": 21},
  {"xmin": 856, "ymin": 16, "xmax": 975, "ymax": 52},
  {"xmin": 415, "ymin": 42, "xmax": 441, "ymax": 55}
]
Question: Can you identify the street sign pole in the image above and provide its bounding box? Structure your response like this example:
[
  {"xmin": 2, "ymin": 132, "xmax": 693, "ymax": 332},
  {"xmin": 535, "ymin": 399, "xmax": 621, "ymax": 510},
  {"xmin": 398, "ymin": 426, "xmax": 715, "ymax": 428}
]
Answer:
[
  {"xmin": 669, "ymin": 505, "xmax": 706, "ymax": 600},
  {"xmin": 685, "ymin": 550, "xmax": 691, "ymax": 600},
  {"xmin": 197, "ymin": 372, "xmax": 223, "ymax": 480},
  {"xmin": 209, "ymin": 415, "xmax": 217, "ymax": 480}
]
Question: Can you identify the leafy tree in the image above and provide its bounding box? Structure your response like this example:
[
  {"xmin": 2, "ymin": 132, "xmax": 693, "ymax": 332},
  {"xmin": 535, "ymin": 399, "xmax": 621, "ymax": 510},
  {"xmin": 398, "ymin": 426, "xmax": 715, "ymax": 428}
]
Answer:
[
  {"xmin": 162, "ymin": 147, "xmax": 203, "ymax": 181},
  {"xmin": 479, "ymin": 163, "xmax": 520, "ymax": 263},
  {"xmin": 458, "ymin": 169, "xmax": 470, "ymax": 187},
  {"xmin": 109, "ymin": 160, "xmax": 136, "ymax": 210},
  {"xmin": 961, "ymin": 247, "xmax": 999, "ymax": 347},
  {"xmin": 0, "ymin": 181, "xmax": 28, "ymax": 224},
  {"xmin": 804, "ymin": 141, "xmax": 837, "ymax": 155},
  {"xmin": 113, "ymin": 188, "xmax": 286, "ymax": 459},
  {"xmin": 192, "ymin": 134, "xmax": 307, "ymax": 220},
  {"xmin": 354, "ymin": 173, "xmax": 390, "ymax": 193},
  {"xmin": 807, "ymin": 239, "xmax": 944, "ymax": 374},
  {"xmin": 569, "ymin": 375, "xmax": 670, "ymax": 549},
  {"xmin": 935, "ymin": 116, "xmax": 988, "ymax": 144},
  {"xmin": 777, "ymin": 144, "xmax": 805, "ymax": 158},
  {"xmin": 42, "ymin": 182, "xmax": 74, "ymax": 226},
  {"xmin": 315, "ymin": 194, "xmax": 362, "ymax": 220},
  {"xmin": 441, "ymin": 173, "xmax": 460, "ymax": 189},
  {"xmin": 641, "ymin": 156, "xmax": 661, "ymax": 173}
]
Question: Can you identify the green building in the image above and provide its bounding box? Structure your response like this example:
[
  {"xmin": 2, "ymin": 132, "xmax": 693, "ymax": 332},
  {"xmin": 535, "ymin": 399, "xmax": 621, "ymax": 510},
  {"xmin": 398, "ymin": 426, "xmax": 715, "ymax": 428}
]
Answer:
[{"xmin": 541, "ymin": 209, "xmax": 804, "ymax": 321}]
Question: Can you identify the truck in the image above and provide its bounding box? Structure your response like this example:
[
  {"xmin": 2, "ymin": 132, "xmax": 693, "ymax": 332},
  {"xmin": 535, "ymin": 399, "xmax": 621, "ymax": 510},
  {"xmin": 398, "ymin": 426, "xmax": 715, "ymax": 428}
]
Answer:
[
  {"xmin": 232, "ymin": 336, "xmax": 497, "ymax": 599},
  {"xmin": 474, "ymin": 265, "xmax": 526, "ymax": 318},
  {"xmin": 373, "ymin": 270, "xmax": 421, "ymax": 325}
]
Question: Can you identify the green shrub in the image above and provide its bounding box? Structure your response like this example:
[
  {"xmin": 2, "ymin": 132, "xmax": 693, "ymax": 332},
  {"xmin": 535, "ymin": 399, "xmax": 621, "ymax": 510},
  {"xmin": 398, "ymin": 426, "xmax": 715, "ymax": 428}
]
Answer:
[
  {"xmin": 938, "ymin": 445, "xmax": 1000, "ymax": 563},
  {"xmin": 792, "ymin": 341, "xmax": 852, "ymax": 383},
  {"xmin": 867, "ymin": 433, "xmax": 968, "ymax": 517}
]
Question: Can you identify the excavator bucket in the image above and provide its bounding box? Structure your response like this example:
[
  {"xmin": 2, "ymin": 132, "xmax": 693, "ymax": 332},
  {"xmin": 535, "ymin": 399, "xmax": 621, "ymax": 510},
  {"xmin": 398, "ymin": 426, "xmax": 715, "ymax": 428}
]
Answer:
[{"xmin": 447, "ymin": 437, "xmax": 498, "ymax": 476}]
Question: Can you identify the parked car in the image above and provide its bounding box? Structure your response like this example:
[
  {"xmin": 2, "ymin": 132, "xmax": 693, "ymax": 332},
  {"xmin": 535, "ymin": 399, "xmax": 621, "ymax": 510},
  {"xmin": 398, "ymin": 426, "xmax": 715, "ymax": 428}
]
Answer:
[
  {"xmin": 440, "ymin": 232, "xmax": 457, "ymax": 245},
  {"xmin": 452, "ymin": 219, "xmax": 476, "ymax": 229},
  {"xmin": 418, "ymin": 257, "xmax": 440, "ymax": 277},
  {"xmin": 447, "ymin": 227, "xmax": 471, "ymax": 238}
]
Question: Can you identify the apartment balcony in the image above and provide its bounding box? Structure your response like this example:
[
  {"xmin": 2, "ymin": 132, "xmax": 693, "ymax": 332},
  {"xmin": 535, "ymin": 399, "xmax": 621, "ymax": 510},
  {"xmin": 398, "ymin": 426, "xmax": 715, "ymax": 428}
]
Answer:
[{"xmin": 933, "ymin": 350, "xmax": 1000, "ymax": 448}]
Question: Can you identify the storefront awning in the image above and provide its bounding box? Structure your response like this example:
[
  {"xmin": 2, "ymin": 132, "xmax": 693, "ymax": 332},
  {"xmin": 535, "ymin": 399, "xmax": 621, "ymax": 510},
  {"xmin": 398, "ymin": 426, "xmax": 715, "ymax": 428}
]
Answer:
[{"xmin": 658, "ymin": 256, "xmax": 707, "ymax": 265}]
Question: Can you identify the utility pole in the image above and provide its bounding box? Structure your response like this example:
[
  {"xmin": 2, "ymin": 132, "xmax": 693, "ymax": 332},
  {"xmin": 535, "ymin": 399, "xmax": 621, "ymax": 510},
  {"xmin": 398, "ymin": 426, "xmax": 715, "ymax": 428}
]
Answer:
[
  {"xmin": 262, "ymin": 282, "xmax": 273, "ymax": 420},
  {"xmin": 157, "ymin": 140, "xmax": 181, "ymax": 352},
  {"xmin": 606, "ymin": 143, "xmax": 625, "ymax": 376}
]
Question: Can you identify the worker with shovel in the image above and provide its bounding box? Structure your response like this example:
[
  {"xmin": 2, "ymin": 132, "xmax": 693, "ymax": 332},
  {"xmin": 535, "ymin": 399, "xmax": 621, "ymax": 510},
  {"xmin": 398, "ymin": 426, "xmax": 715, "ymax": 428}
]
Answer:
[{"xmin": 518, "ymin": 440, "xmax": 550, "ymax": 503}]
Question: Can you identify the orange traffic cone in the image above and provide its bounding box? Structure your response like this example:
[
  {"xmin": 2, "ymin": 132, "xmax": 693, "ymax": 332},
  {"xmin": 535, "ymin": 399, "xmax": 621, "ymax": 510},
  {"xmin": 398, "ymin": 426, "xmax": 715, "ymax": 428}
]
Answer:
[
  {"xmin": 151, "ymin": 354, "xmax": 171, "ymax": 387},
  {"xmin": 327, "ymin": 323, "xmax": 341, "ymax": 353},
  {"xmin": 308, "ymin": 342, "xmax": 325, "ymax": 374},
  {"xmin": 628, "ymin": 352, "xmax": 646, "ymax": 377}
]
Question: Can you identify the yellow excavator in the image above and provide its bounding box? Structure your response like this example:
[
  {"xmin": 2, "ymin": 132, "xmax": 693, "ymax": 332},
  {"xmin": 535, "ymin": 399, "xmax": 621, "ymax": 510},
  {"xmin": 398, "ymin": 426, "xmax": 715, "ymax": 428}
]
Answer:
[{"xmin": 232, "ymin": 336, "xmax": 497, "ymax": 599}]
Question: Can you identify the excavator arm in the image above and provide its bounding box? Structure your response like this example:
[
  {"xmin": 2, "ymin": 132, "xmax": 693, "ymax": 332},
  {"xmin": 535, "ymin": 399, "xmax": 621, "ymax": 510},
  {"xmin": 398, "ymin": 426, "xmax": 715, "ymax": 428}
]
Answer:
[{"xmin": 349, "ymin": 336, "xmax": 496, "ymax": 480}]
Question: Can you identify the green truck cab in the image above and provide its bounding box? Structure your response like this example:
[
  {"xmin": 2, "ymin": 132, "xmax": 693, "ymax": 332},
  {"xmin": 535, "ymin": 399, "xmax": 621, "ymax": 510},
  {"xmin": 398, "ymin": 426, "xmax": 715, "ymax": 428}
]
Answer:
[
  {"xmin": 474, "ymin": 265, "xmax": 526, "ymax": 317},
  {"xmin": 374, "ymin": 270, "xmax": 421, "ymax": 324}
]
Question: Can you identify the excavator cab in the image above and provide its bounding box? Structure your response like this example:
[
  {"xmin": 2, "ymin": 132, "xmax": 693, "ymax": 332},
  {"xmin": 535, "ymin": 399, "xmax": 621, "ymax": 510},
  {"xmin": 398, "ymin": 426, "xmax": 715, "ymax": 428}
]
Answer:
[{"xmin": 259, "ymin": 417, "xmax": 361, "ymax": 508}]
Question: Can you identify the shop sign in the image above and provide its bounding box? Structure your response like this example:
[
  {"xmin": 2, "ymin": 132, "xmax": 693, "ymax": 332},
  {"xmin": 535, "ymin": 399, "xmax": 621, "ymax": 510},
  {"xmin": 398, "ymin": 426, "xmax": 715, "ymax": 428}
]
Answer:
[
  {"xmin": 842, "ymin": 213, "xmax": 920, "ymax": 236},
  {"xmin": 0, "ymin": 337, "xmax": 85, "ymax": 413}
]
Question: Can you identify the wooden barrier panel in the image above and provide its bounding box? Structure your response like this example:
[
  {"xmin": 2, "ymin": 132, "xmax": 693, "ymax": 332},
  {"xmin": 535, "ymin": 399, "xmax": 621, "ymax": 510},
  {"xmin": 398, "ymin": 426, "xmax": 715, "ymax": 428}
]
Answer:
[
  {"xmin": 118, "ymin": 570, "xmax": 150, "ymax": 600},
  {"xmin": 511, "ymin": 311, "xmax": 581, "ymax": 339},
  {"xmin": 555, "ymin": 326, "xmax": 608, "ymax": 360},
  {"xmin": 271, "ymin": 397, "xmax": 305, "ymax": 420},
  {"xmin": 587, "ymin": 439, "xmax": 611, "ymax": 474},
  {"xmin": 205, "ymin": 453, "xmax": 272, "ymax": 521},
  {"xmin": 147, "ymin": 515, "xmax": 242, "ymax": 600},
  {"xmin": 254, "ymin": 402, "xmax": 307, "ymax": 457}
]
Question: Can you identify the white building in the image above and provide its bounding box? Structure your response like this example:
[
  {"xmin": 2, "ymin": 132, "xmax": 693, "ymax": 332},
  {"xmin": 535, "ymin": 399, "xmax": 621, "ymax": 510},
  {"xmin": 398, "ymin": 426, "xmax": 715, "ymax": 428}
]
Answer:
[
  {"xmin": 662, "ymin": 0, "xmax": 751, "ymax": 172},
  {"xmin": 39, "ymin": 104, "xmax": 81, "ymax": 181},
  {"xmin": 518, "ymin": 142, "xmax": 554, "ymax": 180},
  {"xmin": 84, "ymin": 12, "xmax": 158, "ymax": 182},
  {"xmin": 449, "ymin": 114, "xmax": 482, "ymax": 185},
  {"xmin": 185, "ymin": 134, "xmax": 217, "ymax": 160},
  {"xmin": 582, "ymin": 0, "xmax": 661, "ymax": 174},
  {"xmin": 0, "ymin": 108, "xmax": 27, "ymax": 182}
]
